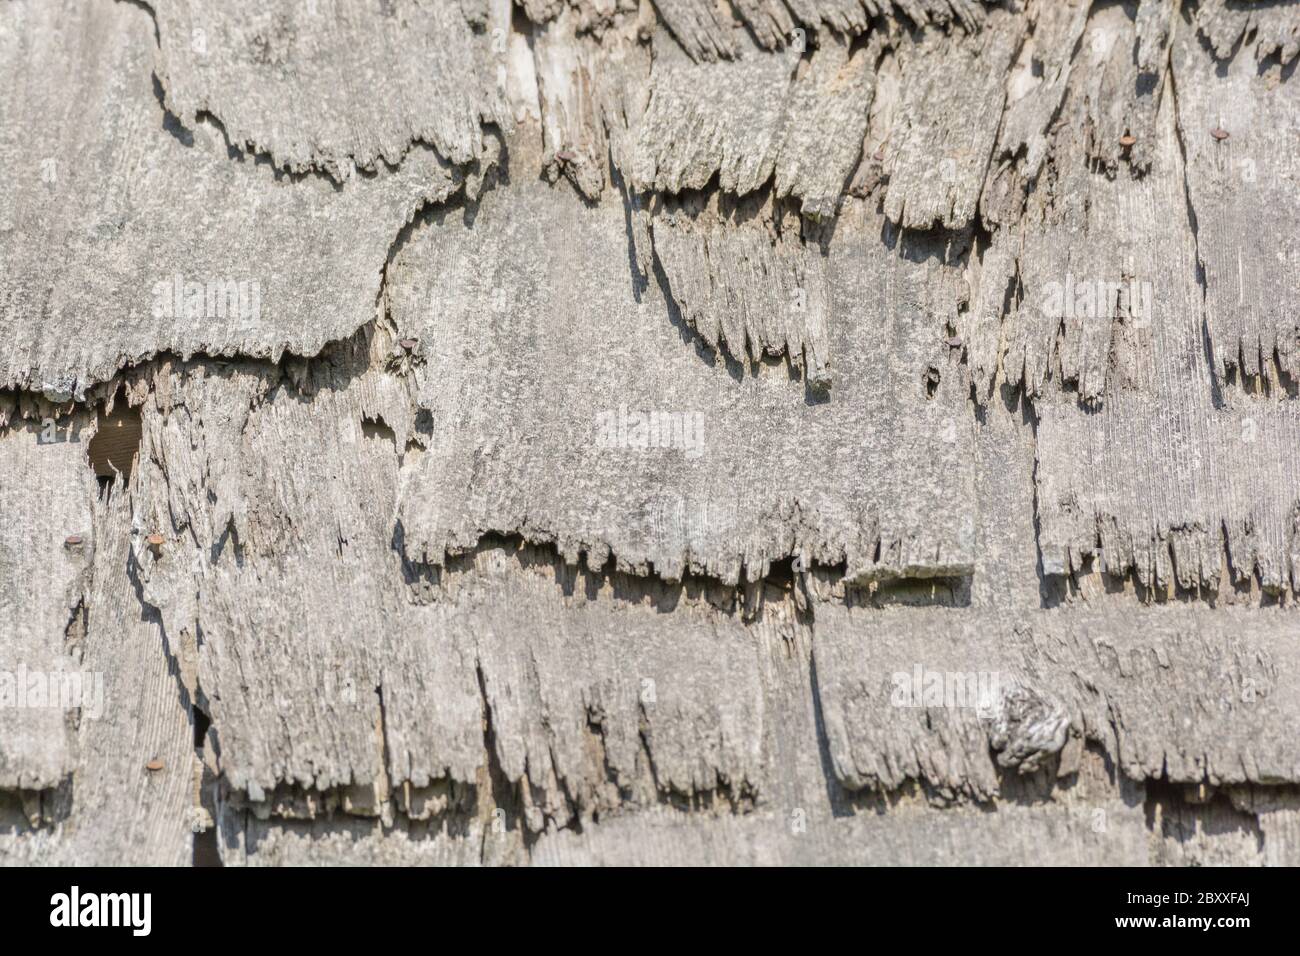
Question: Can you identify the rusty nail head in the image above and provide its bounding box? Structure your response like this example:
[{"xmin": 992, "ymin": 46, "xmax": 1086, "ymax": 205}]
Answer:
[
  {"xmin": 400, "ymin": 338, "xmax": 418, "ymax": 350},
  {"xmin": 146, "ymin": 759, "xmax": 164, "ymax": 772},
  {"xmin": 1211, "ymin": 127, "xmax": 1229, "ymax": 141},
  {"xmin": 64, "ymin": 534, "xmax": 83, "ymax": 547},
  {"xmin": 1119, "ymin": 134, "xmax": 1136, "ymax": 148},
  {"xmin": 146, "ymin": 533, "xmax": 164, "ymax": 547}
]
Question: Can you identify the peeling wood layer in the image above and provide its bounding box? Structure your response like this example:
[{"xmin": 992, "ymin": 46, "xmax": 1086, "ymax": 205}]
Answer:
[
  {"xmin": 815, "ymin": 605, "xmax": 1300, "ymax": 796},
  {"xmin": 1195, "ymin": 0, "xmax": 1300, "ymax": 65},
  {"xmin": 647, "ymin": 0, "xmax": 998, "ymax": 62},
  {"xmin": 388, "ymin": 175, "xmax": 977, "ymax": 586},
  {"xmin": 3, "ymin": 0, "xmax": 1300, "ymax": 867},
  {"xmin": 628, "ymin": 27, "xmax": 878, "ymax": 219},
  {"xmin": 1172, "ymin": 15, "xmax": 1300, "ymax": 388},
  {"xmin": 1012, "ymin": 48, "xmax": 1300, "ymax": 599},
  {"xmin": 645, "ymin": 189, "xmax": 833, "ymax": 385},
  {"xmin": 1036, "ymin": 397, "xmax": 1300, "ymax": 597},
  {"xmin": 147, "ymin": 0, "xmax": 509, "ymax": 177},
  {"xmin": 881, "ymin": 4, "xmax": 1025, "ymax": 229},
  {"xmin": 0, "ymin": 0, "xmax": 461, "ymax": 399}
]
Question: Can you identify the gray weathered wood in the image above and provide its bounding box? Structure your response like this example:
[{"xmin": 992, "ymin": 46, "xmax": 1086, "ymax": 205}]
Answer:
[{"xmin": 3, "ymin": 0, "xmax": 1299, "ymax": 867}]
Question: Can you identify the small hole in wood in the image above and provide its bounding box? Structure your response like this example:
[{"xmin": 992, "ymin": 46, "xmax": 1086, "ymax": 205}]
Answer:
[{"xmin": 87, "ymin": 403, "xmax": 142, "ymax": 484}]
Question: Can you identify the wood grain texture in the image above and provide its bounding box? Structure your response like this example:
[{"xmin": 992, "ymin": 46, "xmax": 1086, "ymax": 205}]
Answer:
[
  {"xmin": 147, "ymin": 0, "xmax": 508, "ymax": 177},
  {"xmin": 2, "ymin": 0, "xmax": 1299, "ymax": 866},
  {"xmin": 388, "ymin": 174, "xmax": 977, "ymax": 587},
  {"xmin": 881, "ymin": 4, "xmax": 1026, "ymax": 229},
  {"xmin": 814, "ymin": 604, "xmax": 1300, "ymax": 795},
  {"xmin": 0, "ymin": 415, "xmax": 194, "ymax": 864},
  {"xmin": 0, "ymin": 418, "xmax": 92, "ymax": 792},
  {"xmin": 0, "ymin": 0, "xmax": 461, "ymax": 399},
  {"xmin": 1172, "ymin": 12, "xmax": 1300, "ymax": 387}
]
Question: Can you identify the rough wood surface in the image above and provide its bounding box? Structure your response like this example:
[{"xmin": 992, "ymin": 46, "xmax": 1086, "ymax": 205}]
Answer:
[
  {"xmin": 1173, "ymin": 11, "xmax": 1300, "ymax": 387},
  {"xmin": 0, "ymin": 0, "xmax": 461, "ymax": 400},
  {"xmin": 0, "ymin": 419, "xmax": 91, "ymax": 792},
  {"xmin": 1, "ymin": 413, "xmax": 195, "ymax": 864},
  {"xmin": 388, "ymin": 175, "xmax": 976, "ymax": 586},
  {"xmin": 815, "ymin": 605, "xmax": 1300, "ymax": 795},
  {"xmin": 148, "ymin": 0, "xmax": 508, "ymax": 177},
  {"xmin": 2, "ymin": 0, "xmax": 1299, "ymax": 867},
  {"xmin": 881, "ymin": 4, "xmax": 1025, "ymax": 230}
]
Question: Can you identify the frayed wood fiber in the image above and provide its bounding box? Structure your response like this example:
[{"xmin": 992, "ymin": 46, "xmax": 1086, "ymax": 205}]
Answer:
[{"xmin": 2, "ymin": 0, "xmax": 1298, "ymax": 866}]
